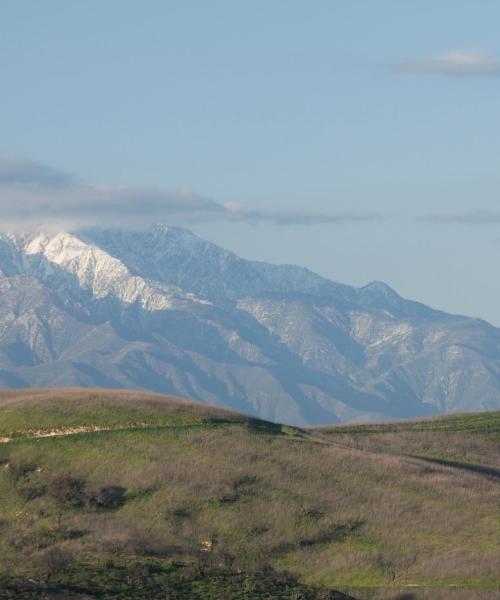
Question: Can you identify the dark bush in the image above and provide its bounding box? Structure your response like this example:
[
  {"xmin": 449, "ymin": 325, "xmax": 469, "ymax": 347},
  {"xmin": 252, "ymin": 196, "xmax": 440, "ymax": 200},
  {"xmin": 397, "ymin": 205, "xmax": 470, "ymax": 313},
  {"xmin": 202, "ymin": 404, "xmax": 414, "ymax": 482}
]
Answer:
[
  {"xmin": 47, "ymin": 474, "xmax": 86, "ymax": 507},
  {"xmin": 9, "ymin": 461, "xmax": 47, "ymax": 501},
  {"xmin": 16, "ymin": 480, "xmax": 47, "ymax": 501},
  {"xmin": 172, "ymin": 508, "xmax": 191, "ymax": 519},
  {"xmin": 88, "ymin": 485, "xmax": 126, "ymax": 509},
  {"xmin": 8, "ymin": 462, "xmax": 37, "ymax": 482}
]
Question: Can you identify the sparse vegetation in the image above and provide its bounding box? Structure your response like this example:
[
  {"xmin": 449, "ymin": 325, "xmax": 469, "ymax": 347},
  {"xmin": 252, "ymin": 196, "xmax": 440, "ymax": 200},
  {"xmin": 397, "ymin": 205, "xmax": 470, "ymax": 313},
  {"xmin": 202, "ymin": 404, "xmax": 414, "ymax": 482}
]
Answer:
[{"xmin": 1, "ymin": 390, "xmax": 500, "ymax": 599}]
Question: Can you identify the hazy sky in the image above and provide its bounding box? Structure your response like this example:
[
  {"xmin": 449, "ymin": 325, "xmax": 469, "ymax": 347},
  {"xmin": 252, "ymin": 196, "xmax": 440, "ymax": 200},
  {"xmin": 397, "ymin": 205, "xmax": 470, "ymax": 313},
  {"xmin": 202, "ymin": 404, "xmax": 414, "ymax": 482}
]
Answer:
[{"xmin": 1, "ymin": 1, "xmax": 500, "ymax": 323}]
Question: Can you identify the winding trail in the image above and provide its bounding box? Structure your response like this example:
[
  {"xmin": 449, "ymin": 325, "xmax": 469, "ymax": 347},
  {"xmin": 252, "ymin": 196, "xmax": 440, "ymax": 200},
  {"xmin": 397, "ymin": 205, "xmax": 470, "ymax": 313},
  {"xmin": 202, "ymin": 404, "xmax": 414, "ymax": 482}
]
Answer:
[{"xmin": 0, "ymin": 422, "xmax": 153, "ymax": 444}]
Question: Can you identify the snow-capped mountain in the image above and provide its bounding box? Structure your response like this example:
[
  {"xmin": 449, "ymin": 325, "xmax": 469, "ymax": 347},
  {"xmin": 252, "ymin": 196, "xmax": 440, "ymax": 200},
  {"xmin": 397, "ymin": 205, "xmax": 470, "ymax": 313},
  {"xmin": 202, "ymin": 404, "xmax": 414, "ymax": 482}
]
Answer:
[{"xmin": 0, "ymin": 225, "xmax": 499, "ymax": 425}]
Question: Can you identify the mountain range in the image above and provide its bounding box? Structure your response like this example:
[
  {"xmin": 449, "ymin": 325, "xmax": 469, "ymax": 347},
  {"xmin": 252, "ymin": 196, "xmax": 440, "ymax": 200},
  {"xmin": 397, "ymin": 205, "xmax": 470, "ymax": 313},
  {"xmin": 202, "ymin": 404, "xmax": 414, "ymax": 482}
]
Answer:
[{"xmin": 0, "ymin": 224, "xmax": 499, "ymax": 425}]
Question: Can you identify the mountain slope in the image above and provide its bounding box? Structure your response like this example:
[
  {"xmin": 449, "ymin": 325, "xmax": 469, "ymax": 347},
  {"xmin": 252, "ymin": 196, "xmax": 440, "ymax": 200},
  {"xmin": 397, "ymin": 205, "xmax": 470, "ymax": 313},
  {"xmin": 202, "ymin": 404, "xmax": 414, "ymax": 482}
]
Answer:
[
  {"xmin": 0, "ymin": 226, "xmax": 499, "ymax": 425},
  {"xmin": 1, "ymin": 389, "xmax": 499, "ymax": 599}
]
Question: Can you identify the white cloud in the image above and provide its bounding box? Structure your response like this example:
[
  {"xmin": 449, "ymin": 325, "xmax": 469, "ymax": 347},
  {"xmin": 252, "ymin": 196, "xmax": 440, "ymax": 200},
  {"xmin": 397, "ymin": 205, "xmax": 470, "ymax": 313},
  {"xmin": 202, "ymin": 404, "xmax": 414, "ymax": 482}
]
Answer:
[
  {"xmin": 0, "ymin": 156, "xmax": 381, "ymax": 230},
  {"xmin": 394, "ymin": 49, "xmax": 500, "ymax": 77}
]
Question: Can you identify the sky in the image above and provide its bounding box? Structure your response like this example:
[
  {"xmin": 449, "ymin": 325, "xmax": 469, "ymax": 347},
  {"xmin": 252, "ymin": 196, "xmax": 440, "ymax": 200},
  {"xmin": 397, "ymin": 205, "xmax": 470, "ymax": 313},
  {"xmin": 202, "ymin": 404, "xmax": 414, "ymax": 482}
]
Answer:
[{"xmin": 1, "ymin": 1, "xmax": 500, "ymax": 322}]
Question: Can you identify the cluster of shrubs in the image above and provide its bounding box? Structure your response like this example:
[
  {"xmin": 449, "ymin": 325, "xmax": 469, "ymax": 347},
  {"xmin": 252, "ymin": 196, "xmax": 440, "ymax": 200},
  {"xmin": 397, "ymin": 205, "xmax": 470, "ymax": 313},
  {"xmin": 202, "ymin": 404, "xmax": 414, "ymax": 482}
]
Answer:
[
  {"xmin": 0, "ymin": 561, "xmax": 351, "ymax": 598},
  {"xmin": 8, "ymin": 462, "xmax": 126, "ymax": 510},
  {"xmin": 48, "ymin": 474, "xmax": 126, "ymax": 509}
]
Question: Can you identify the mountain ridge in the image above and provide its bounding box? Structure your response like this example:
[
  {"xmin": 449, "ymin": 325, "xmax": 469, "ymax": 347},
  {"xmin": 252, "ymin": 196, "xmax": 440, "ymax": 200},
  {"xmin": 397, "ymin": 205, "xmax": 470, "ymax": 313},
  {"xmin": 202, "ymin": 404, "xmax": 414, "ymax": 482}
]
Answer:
[{"xmin": 0, "ymin": 224, "xmax": 498, "ymax": 425}]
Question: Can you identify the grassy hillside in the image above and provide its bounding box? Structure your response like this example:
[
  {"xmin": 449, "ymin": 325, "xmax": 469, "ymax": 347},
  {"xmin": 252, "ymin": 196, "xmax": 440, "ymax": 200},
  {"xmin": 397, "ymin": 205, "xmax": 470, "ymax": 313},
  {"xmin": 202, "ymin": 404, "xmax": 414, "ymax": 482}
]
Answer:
[{"xmin": 0, "ymin": 390, "xmax": 499, "ymax": 599}]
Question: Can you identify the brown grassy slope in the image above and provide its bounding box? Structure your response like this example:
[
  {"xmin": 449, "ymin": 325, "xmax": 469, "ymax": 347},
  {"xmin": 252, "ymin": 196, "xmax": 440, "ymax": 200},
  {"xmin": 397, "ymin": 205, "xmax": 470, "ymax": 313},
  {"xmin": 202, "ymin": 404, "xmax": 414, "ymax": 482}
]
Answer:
[{"xmin": 0, "ymin": 387, "xmax": 238, "ymax": 413}]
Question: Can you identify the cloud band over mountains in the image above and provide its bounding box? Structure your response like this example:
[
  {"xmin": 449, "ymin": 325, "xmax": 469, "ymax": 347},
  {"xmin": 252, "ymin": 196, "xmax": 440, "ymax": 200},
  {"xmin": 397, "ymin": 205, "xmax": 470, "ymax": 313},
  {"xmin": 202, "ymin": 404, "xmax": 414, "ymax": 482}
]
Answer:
[{"xmin": 0, "ymin": 156, "xmax": 380, "ymax": 230}]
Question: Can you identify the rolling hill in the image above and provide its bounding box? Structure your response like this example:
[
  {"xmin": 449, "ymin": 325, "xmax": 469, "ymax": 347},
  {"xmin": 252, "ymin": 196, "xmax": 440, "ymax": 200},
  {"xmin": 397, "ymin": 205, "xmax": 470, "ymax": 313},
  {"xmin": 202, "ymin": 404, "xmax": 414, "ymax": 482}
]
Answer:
[
  {"xmin": 1, "ymin": 225, "xmax": 500, "ymax": 425},
  {"xmin": 1, "ymin": 389, "xmax": 499, "ymax": 599}
]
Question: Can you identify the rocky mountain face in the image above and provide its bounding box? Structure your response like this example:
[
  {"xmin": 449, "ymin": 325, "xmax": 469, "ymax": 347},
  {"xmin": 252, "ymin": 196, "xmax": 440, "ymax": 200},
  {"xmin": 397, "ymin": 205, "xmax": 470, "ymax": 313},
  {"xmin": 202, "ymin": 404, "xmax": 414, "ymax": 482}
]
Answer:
[{"xmin": 0, "ymin": 224, "xmax": 499, "ymax": 425}]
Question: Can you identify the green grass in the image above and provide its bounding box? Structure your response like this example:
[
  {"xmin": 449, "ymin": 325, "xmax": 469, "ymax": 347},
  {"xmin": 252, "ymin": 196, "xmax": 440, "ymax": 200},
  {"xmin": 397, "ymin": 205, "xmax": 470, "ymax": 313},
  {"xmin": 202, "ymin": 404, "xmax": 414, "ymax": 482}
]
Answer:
[
  {"xmin": 319, "ymin": 410, "xmax": 500, "ymax": 436},
  {"xmin": 1, "ymin": 389, "xmax": 500, "ymax": 599}
]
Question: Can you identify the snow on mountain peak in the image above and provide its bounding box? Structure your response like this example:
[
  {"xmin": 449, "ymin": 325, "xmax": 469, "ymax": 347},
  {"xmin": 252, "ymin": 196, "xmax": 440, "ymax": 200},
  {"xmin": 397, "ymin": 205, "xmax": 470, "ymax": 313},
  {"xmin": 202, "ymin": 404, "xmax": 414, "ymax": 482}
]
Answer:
[{"xmin": 13, "ymin": 230, "xmax": 207, "ymax": 311}]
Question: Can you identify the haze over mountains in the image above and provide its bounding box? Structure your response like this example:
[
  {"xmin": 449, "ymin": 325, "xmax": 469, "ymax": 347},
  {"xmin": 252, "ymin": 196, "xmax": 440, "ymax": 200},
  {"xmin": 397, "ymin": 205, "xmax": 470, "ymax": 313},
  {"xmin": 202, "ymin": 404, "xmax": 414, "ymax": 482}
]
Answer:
[{"xmin": 0, "ymin": 225, "xmax": 499, "ymax": 425}]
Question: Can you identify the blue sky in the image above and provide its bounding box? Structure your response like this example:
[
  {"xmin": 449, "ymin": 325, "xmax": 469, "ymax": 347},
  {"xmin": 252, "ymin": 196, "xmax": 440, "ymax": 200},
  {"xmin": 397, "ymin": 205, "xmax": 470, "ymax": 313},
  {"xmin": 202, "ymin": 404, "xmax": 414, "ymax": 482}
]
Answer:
[{"xmin": 1, "ymin": 1, "xmax": 500, "ymax": 322}]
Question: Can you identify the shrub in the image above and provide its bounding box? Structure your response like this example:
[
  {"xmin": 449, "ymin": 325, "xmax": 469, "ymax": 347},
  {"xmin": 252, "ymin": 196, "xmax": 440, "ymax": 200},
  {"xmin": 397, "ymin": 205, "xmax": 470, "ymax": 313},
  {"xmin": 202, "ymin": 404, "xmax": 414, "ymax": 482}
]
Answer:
[
  {"xmin": 88, "ymin": 485, "xmax": 126, "ymax": 509},
  {"xmin": 47, "ymin": 474, "xmax": 86, "ymax": 507},
  {"xmin": 8, "ymin": 461, "xmax": 37, "ymax": 482}
]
